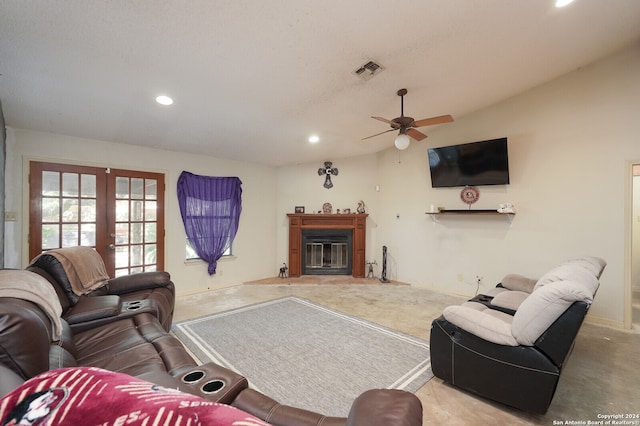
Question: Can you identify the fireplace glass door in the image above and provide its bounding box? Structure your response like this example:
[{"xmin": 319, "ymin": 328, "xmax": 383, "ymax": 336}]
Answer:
[{"xmin": 302, "ymin": 230, "xmax": 352, "ymax": 275}]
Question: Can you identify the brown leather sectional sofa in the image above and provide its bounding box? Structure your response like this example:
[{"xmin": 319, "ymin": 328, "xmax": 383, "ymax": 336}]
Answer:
[{"xmin": 0, "ymin": 248, "xmax": 422, "ymax": 425}]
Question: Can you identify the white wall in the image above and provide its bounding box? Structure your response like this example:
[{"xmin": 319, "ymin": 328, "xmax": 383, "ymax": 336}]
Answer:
[
  {"xmin": 373, "ymin": 44, "xmax": 640, "ymax": 327},
  {"xmin": 276, "ymin": 154, "xmax": 380, "ymax": 271},
  {"xmin": 4, "ymin": 129, "xmax": 278, "ymax": 295}
]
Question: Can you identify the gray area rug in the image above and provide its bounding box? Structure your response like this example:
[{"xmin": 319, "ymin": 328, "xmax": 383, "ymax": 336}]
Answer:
[{"xmin": 173, "ymin": 296, "xmax": 432, "ymax": 417}]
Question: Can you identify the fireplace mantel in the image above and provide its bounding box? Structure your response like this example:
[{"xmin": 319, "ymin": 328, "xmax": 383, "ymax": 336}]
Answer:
[{"xmin": 287, "ymin": 213, "xmax": 368, "ymax": 278}]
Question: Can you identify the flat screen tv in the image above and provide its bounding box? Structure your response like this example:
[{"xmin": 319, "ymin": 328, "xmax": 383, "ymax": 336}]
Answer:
[{"xmin": 428, "ymin": 137, "xmax": 509, "ymax": 187}]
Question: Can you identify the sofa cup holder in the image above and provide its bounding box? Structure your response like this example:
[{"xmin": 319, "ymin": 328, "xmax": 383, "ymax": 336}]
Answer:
[
  {"xmin": 125, "ymin": 301, "xmax": 143, "ymax": 311},
  {"xmin": 181, "ymin": 370, "xmax": 226, "ymax": 394},
  {"xmin": 201, "ymin": 379, "xmax": 225, "ymax": 394},
  {"xmin": 181, "ymin": 370, "xmax": 206, "ymax": 384}
]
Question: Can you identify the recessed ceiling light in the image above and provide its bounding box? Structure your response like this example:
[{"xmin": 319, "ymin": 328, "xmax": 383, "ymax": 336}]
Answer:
[
  {"xmin": 555, "ymin": 0, "xmax": 575, "ymax": 7},
  {"xmin": 155, "ymin": 95, "xmax": 174, "ymax": 106},
  {"xmin": 308, "ymin": 135, "xmax": 320, "ymax": 144}
]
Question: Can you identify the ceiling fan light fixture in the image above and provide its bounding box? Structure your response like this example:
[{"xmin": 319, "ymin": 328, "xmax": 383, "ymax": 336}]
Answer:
[
  {"xmin": 155, "ymin": 95, "xmax": 174, "ymax": 106},
  {"xmin": 394, "ymin": 133, "xmax": 410, "ymax": 150},
  {"xmin": 555, "ymin": 0, "xmax": 575, "ymax": 7}
]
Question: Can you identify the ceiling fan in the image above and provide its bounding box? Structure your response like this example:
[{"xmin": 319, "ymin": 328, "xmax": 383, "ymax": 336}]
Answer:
[{"xmin": 363, "ymin": 88, "xmax": 453, "ymax": 150}]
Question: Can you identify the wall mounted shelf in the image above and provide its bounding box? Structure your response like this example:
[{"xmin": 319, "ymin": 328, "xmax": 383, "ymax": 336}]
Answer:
[{"xmin": 426, "ymin": 209, "xmax": 515, "ymax": 224}]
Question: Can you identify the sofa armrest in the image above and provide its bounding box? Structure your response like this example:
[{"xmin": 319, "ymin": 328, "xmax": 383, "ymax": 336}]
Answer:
[
  {"xmin": 442, "ymin": 305, "xmax": 518, "ymax": 346},
  {"xmin": 231, "ymin": 388, "xmax": 346, "ymax": 426},
  {"xmin": 106, "ymin": 271, "xmax": 171, "ymax": 294},
  {"xmin": 491, "ymin": 290, "xmax": 529, "ymax": 311},
  {"xmin": 64, "ymin": 295, "xmax": 121, "ymax": 324},
  {"xmin": 346, "ymin": 389, "xmax": 422, "ymax": 426}
]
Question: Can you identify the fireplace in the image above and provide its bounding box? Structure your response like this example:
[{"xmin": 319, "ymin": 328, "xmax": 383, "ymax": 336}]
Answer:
[
  {"xmin": 302, "ymin": 229, "xmax": 352, "ymax": 275},
  {"xmin": 287, "ymin": 213, "xmax": 368, "ymax": 278}
]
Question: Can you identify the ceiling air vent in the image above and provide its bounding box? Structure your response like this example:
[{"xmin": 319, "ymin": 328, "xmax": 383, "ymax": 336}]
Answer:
[{"xmin": 353, "ymin": 59, "xmax": 384, "ymax": 81}]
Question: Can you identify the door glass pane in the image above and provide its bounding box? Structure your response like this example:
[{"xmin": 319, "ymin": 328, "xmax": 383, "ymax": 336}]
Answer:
[
  {"xmin": 80, "ymin": 199, "xmax": 96, "ymax": 222},
  {"xmin": 115, "ymin": 246, "xmax": 128, "ymax": 268},
  {"xmin": 41, "ymin": 198, "xmax": 60, "ymax": 222},
  {"xmin": 116, "ymin": 177, "xmax": 129, "ymax": 198},
  {"xmin": 145, "ymin": 223, "xmax": 156, "ymax": 243},
  {"xmin": 42, "ymin": 172, "xmax": 60, "ymax": 196},
  {"xmin": 145, "ymin": 179, "xmax": 157, "ymax": 200},
  {"xmin": 42, "ymin": 224, "xmax": 60, "ymax": 249},
  {"xmin": 116, "ymin": 200, "xmax": 129, "ymax": 221},
  {"xmin": 62, "ymin": 224, "xmax": 79, "ymax": 247},
  {"xmin": 131, "ymin": 222, "xmax": 143, "ymax": 244},
  {"xmin": 62, "ymin": 173, "xmax": 79, "ymax": 196},
  {"xmin": 145, "ymin": 201, "xmax": 157, "ymax": 221},
  {"xmin": 81, "ymin": 224, "xmax": 96, "ymax": 246},
  {"xmin": 131, "ymin": 200, "xmax": 143, "ymax": 221},
  {"xmin": 145, "ymin": 244, "xmax": 156, "ymax": 264},
  {"xmin": 62, "ymin": 199, "xmax": 78, "ymax": 222},
  {"xmin": 131, "ymin": 178, "xmax": 144, "ymax": 199},
  {"xmin": 130, "ymin": 245, "xmax": 143, "ymax": 266},
  {"xmin": 81, "ymin": 174, "xmax": 96, "ymax": 197},
  {"xmin": 115, "ymin": 223, "xmax": 129, "ymax": 244}
]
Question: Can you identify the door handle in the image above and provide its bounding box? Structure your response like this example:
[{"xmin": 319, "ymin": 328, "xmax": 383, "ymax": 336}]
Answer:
[{"xmin": 108, "ymin": 244, "xmax": 116, "ymax": 250}]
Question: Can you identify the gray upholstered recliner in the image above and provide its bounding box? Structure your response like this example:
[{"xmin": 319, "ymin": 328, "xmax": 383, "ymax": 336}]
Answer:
[{"xmin": 430, "ymin": 256, "xmax": 606, "ymax": 414}]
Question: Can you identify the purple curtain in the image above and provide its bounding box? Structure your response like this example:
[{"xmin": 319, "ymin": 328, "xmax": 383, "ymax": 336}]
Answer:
[{"xmin": 177, "ymin": 171, "xmax": 242, "ymax": 275}]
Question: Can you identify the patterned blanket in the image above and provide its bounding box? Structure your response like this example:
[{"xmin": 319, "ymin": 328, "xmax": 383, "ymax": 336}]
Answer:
[{"xmin": 0, "ymin": 367, "xmax": 271, "ymax": 426}]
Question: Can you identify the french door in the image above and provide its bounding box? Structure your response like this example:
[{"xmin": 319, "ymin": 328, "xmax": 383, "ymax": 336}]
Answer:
[{"xmin": 29, "ymin": 162, "xmax": 165, "ymax": 277}]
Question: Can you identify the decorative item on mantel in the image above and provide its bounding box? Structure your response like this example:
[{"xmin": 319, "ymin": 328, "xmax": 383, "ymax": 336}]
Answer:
[
  {"xmin": 318, "ymin": 161, "xmax": 339, "ymax": 189},
  {"xmin": 498, "ymin": 203, "xmax": 515, "ymax": 213},
  {"xmin": 322, "ymin": 202, "xmax": 333, "ymax": 214},
  {"xmin": 356, "ymin": 200, "xmax": 367, "ymax": 214}
]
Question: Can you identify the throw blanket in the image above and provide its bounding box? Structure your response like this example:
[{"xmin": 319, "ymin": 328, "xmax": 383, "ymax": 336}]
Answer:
[
  {"xmin": 0, "ymin": 270, "xmax": 63, "ymax": 340},
  {"xmin": 0, "ymin": 367, "xmax": 271, "ymax": 426},
  {"xmin": 33, "ymin": 247, "xmax": 109, "ymax": 295}
]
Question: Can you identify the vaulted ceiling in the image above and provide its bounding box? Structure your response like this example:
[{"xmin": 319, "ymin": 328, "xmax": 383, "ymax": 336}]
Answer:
[{"xmin": 1, "ymin": 1, "xmax": 639, "ymax": 166}]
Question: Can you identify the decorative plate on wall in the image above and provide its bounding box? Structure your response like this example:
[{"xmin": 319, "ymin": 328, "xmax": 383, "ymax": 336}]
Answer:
[{"xmin": 460, "ymin": 186, "xmax": 480, "ymax": 205}]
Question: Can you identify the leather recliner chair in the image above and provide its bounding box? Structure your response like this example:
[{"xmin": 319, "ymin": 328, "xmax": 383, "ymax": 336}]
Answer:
[{"xmin": 27, "ymin": 247, "xmax": 175, "ymax": 331}]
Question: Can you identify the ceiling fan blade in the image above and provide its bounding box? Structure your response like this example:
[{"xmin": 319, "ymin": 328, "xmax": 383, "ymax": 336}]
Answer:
[
  {"xmin": 371, "ymin": 116, "xmax": 395, "ymax": 125},
  {"xmin": 362, "ymin": 128, "xmax": 396, "ymax": 140},
  {"xmin": 406, "ymin": 128, "xmax": 428, "ymax": 141},
  {"xmin": 412, "ymin": 114, "xmax": 454, "ymax": 128}
]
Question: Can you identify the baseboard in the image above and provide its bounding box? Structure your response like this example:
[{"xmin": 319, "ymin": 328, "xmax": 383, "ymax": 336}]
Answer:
[{"xmin": 584, "ymin": 314, "xmax": 629, "ymax": 331}]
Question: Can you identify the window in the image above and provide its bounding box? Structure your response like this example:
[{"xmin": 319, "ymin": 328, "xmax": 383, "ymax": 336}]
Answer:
[
  {"xmin": 186, "ymin": 240, "xmax": 231, "ymax": 260},
  {"xmin": 177, "ymin": 172, "xmax": 242, "ymax": 275}
]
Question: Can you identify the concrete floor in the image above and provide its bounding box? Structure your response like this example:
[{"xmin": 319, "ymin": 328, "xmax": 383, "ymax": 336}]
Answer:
[{"xmin": 175, "ymin": 282, "xmax": 640, "ymax": 426}]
